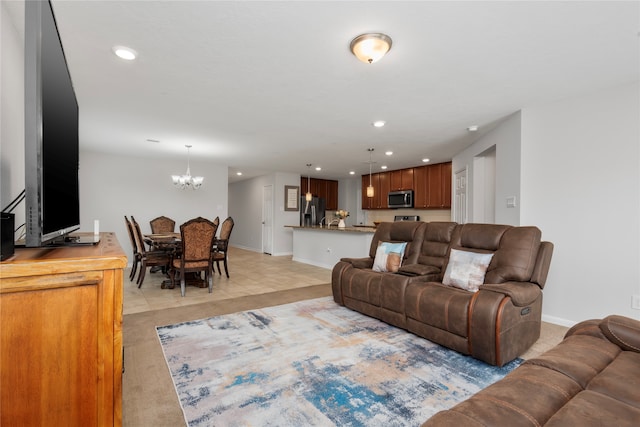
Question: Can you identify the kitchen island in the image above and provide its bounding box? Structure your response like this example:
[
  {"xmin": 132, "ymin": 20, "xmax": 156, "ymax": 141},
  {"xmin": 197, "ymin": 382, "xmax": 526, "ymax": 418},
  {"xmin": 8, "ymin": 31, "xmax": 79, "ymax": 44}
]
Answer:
[{"xmin": 287, "ymin": 225, "xmax": 376, "ymax": 269}]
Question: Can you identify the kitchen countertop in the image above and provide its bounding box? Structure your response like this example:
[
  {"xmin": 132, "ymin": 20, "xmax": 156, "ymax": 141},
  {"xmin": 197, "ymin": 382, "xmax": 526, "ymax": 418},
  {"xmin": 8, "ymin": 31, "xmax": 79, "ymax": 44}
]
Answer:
[{"xmin": 286, "ymin": 225, "xmax": 376, "ymax": 233}]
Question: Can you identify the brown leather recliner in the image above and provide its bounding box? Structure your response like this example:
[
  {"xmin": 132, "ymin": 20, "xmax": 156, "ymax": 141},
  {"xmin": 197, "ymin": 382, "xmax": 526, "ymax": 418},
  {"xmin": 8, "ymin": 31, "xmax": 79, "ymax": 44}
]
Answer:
[
  {"xmin": 423, "ymin": 315, "xmax": 640, "ymax": 426},
  {"xmin": 331, "ymin": 221, "xmax": 554, "ymax": 366}
]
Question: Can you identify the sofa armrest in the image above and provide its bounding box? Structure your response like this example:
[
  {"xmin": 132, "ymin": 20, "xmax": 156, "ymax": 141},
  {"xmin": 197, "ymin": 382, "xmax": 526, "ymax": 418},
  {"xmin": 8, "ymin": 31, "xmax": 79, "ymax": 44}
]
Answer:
[
  {"xmin": 599, "ymin": 315, "xmax": 640, "ymax": 353},
  {"xmin": 479, "ymin": 281, "xmax": 541, "ymax": 306},
  {"xmin": 340, "ymin": 257, "xmax": 373, "ymax": 269}
]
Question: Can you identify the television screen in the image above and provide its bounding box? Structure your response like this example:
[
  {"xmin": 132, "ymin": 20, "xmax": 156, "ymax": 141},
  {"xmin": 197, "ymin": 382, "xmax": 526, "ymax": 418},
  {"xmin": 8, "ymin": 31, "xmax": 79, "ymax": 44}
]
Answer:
[{"xmin": 24, "ymin": 0, "xmax": 80, "ymax": 247}]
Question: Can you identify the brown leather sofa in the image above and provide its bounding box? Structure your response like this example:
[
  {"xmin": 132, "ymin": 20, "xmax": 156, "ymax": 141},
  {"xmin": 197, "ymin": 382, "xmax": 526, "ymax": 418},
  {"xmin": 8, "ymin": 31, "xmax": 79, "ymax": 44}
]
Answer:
[
  {"xmin": 423, "ymin": 315, "xmax": 640, "ymax": 426},
  {"xmin": 331, "ymin": 221, "xmax": 554, "ymax": 366}
]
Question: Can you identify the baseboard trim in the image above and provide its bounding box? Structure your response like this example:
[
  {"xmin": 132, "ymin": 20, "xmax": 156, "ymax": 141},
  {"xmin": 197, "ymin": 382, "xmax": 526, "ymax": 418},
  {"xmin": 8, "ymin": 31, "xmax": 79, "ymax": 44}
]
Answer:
[{"xmin": 542, "ymin": 314, "xmax": 576, "ymax": 328}]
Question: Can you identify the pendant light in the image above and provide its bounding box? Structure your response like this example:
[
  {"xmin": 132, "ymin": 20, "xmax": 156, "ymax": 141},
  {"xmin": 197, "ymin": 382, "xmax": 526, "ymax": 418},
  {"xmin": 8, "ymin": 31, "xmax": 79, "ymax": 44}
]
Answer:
[
  {"xmin": 305, "ymin": 164, "xmax": 313, "ymax": 201},
  {"xmin": 367, "ymin": 148, "xmax": 375, "ymax": 198}
]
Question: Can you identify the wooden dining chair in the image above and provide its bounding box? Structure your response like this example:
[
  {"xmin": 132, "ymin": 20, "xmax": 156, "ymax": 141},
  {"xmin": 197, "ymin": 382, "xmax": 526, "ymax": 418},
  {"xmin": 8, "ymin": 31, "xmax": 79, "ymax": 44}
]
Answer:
[
  {"xmin": 213, "ymin": 217, "xmax": 234, "ymax": 278},
  {"xmin": 150, "ymin": 216, "xmax": 175, "ymax": 234},
  {"xmin": 169, "ymin": 217, "xmax": 218, "ymax": 297},
  {"xmin": 124, "ymin": 216, "xmax": 141, "ymax": 282},
  {"xmin": 131, "ymin": 216, "xmax": 172, "ymax": 287}
]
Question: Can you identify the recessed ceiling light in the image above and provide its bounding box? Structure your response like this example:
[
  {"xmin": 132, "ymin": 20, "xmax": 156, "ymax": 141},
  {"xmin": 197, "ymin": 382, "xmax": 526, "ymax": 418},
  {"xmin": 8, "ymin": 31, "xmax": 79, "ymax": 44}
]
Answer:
[
  {"xmin": 467, "ymin": 125, "xmax": 479, "ymax": 132},
  {"xmin": 422, "ymin": 158, "xmax": 430, "ymax": 163},
  {"xmin": 349, "ymin": 171, "xmax": 355, "ymax": 175},
  {"xmin": 373, "ymin": 121, "xmax": 386, "ymax": 128},
  {"xmin": 236, "ymin": 172, "xmax": 242, "ymax": 176},
  {"xmin": 113, "ymin": 45, "xmax": 137, "ymax": 60},
  {"xmin": 385, "ymin": 151, "xmax": 393, "ymax": 156},
  {"xmin": 315, "ymin": 167, "xmax": 321, "ymax": 171},
  {"xmin": 381, "ymin": 165, "xmax": 388, "ymax": 170}
]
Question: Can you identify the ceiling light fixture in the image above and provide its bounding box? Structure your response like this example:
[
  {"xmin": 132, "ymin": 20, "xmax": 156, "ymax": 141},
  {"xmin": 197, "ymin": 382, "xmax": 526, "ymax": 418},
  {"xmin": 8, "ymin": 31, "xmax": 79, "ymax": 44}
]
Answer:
[
  {"xmin": 381, "ymin": 165, "xmax": 388, "ymax": 170},
  {"xmin": 467, "ymin": 125, "xmax": 479, "ymax": 132},
  {"xmin": 112, "ymin": 45, "xmax": 137, "ymax": 60},
  {"xmin": 172, "ymin": 145, "xmax": 204, "ymax": 190},
  {"xmin": 385, "ymin": 151, "xmax": 393, "ymax": 156},
  {"xmin": 305, "ymin": 164, "xmax": 313, "ymax": 201},
  {"xmin": 367, "ymin": 148, "xmax": 375, "ymax": 198},
  {"xmin": 350, "ymin": 33, "xmax": 392, "ymax": 64},
  {"xmin": 373, "ymin": 120, "xmax": 386, "ymax": 128},
  {"xmin": 422, "ymin": 158, "xmax": 430, "ymax": 163}
]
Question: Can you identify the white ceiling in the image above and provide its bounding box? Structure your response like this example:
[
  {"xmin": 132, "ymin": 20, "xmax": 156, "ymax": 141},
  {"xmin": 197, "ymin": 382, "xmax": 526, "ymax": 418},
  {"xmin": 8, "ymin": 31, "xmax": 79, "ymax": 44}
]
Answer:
[{"xmin": 48, "ymin": 1, "xmax": 639, "ymax": 183}]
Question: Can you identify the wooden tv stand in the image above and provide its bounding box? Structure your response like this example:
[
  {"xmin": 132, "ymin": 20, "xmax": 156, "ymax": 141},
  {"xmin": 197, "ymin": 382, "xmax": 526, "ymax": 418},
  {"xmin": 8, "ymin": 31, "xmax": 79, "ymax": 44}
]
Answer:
[{"xmin": 0, "ymin": 232, "xmax": 126, "ymax": 426}]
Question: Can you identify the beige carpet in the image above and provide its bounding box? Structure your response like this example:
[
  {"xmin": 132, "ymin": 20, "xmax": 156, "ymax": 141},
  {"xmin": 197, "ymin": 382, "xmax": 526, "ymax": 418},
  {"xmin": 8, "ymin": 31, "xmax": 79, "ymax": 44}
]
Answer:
[
  {"xmin": 122, "ymin": 283, "xmax": 567, "ymax": 426},
  {"xmin": 123, "ymin": 283, "xmax": 333, "ymax": 427}
]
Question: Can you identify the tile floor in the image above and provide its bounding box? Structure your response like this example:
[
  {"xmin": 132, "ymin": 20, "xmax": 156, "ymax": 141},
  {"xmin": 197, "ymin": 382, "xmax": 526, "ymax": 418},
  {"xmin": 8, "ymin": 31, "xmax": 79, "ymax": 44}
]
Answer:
[
  {"xmin": 123, "ymin": 246, "xmax": 332, "ymax": 315},
  {"xmin": 123, "ymin": 246, "xmax": 568, "ymax": 358}
]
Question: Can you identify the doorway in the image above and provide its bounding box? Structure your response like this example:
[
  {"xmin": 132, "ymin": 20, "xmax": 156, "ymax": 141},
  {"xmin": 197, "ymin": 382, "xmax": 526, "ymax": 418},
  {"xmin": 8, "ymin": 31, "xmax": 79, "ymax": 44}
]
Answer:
[{"xmin": 262, "ymin": 185, "xmax": 273, "ymax": 255}]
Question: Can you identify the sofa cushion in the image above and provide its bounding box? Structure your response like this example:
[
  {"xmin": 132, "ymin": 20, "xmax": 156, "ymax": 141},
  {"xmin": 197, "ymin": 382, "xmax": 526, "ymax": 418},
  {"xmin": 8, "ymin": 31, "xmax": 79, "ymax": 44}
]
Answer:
[
  {"xmin": 586, "ymin": 351, "xmax": 640, "ymax": 409},
  {"xmin": 442, "ymin": 249, "xmax": 494, "ymax": 291},
  {"xmin": 405, "ymin": 282, "xmax": 472, "ymax": 337},
  {"xmin": 373, "ymin": 241, "xmax": 407, "ymax": 273},
  {"xmin": 368, "ymin": 222, "xmax": 426, "ymax": 265},
  {"xmin": 545, "ymin": 390, "xmax": 640, "ymax": 427},
  {"xmin": 525, "ymin": 334, "xmax": 621, "ymax": 389},
  {"xmin": 484, "ymin": 226, "xmax": 542, "ymax": 284}
]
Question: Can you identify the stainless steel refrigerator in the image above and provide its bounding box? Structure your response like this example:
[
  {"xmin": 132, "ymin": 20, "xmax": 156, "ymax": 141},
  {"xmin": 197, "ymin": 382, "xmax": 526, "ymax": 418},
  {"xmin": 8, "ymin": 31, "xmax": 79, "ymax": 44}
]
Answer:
[{"xmin": 300, "ymin": 196, "xmax": 325, "ymax": 227}]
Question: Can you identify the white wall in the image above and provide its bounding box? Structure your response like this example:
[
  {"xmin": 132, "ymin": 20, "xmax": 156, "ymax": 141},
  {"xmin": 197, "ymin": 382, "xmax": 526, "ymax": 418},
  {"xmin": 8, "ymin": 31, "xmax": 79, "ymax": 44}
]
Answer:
[
  {"xmin": 520, "ymin": 82, "xmax": 640, "ymax": 323},
  {"xmin": 0, "ymin": 1, "xmax": 25, "ymax": 227},
  {"xmin": 229, "ymin": 172, "xmax": 300, "ymax": 256},
  {"xmin": 338, "ymin": 177, "xmax": 359, "ymax": 226},
  {"xmin": 452, "ymin": 112, "xmax": 522, "ymax": 226},
  {"xmin": 80, "ymin": 151, "xmax": 228, "ymax": 265}
]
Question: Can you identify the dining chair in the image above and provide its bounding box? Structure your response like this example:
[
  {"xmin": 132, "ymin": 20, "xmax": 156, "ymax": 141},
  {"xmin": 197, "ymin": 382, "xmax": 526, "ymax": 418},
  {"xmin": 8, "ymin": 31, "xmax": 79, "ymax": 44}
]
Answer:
[
  {"xmin": 131, "ymin": 216, "xmax": 172, "ymax": 287},
  {"xmin": 213, "ymin": 217, "xmax": 234, "ymax": 278},
  {"xmin": 150, "ymin": 216, "xmax": 176, "ymax": 234},
  {"xmin": 169, "ymin": 217, "xmax": 219, "ymax": 297},
  {"xmin": 124, "ymin": 216, "xmax": 141, "ymax": 282}
]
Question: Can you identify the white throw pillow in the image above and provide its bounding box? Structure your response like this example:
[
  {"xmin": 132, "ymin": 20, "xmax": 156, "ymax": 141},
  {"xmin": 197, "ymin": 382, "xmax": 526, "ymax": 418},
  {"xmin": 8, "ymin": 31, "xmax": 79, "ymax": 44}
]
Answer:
[
  {"xmin": 442, "ymin": 249, "xmax": 494, "ymax": 292},
  {"xmin": 372, "ymin": 242, "xmax": 407, "ymax": 273}
]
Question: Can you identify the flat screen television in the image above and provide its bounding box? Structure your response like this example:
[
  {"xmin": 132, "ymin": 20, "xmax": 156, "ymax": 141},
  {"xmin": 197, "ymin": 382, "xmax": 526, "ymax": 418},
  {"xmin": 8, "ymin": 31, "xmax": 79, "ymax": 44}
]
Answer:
[{"xmin": 24, "ymin": 0, "xmax": 81, "ymax": 247}]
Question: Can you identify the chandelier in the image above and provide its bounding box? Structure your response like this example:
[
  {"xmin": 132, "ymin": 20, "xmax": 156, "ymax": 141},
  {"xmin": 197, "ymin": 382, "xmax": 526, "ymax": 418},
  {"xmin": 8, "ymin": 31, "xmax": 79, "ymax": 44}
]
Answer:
[{"xmin": 172, "ymin": 145, "xmax": 204, "ymax": 190}]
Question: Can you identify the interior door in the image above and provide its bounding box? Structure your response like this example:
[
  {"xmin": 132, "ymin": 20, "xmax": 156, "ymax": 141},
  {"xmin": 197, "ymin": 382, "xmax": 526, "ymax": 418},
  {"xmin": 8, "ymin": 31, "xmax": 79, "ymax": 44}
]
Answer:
[
  {"xmin": 262, "ymin": 185, "xmax": 273, "ymax": 254},
  {"xmin": 454, "ymin": 167, "xmax": 468, "ymax": 224}
]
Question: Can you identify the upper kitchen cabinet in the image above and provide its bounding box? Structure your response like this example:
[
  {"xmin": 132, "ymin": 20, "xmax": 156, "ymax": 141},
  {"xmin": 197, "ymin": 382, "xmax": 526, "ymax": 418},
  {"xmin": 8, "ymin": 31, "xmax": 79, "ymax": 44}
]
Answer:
[
  {"xmin": 390, "ymin": 168, "xmax": 414, "ymax": 191},
  {"xmin": 301, "ymin": 177, "xmax": 338, "ymax": 210},
  {"xmin": 424, "ymin": 162, "xmax": 452, "ymax": 209},
  {"xmin": 372, "ymin": 162, "xmax": 452, "ymax": 210},
  {"xmin": 324, "ymin": 180, "xmax": 338, "ymax": 210},
  {"xmin": 361, "ymin": 172, "xmax": 390, "ymax": 209}
]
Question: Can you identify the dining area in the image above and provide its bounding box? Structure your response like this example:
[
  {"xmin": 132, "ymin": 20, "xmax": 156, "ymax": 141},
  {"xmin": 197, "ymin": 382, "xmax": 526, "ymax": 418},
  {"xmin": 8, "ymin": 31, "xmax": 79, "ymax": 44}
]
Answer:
[{"xmin": 124, "ymin": 215, "xmax": 235, "ymax": 297}]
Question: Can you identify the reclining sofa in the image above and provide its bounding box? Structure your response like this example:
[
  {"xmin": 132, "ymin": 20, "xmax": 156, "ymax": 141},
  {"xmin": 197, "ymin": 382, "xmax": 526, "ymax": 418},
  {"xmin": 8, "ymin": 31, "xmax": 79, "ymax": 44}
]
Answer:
[
  {"xmin": 423, "ymin": 315, "xmax": 640, "ymax": 426},
  {"xmin": 331, "ymin": 221, "xmax": 554, "ymax": 366}
]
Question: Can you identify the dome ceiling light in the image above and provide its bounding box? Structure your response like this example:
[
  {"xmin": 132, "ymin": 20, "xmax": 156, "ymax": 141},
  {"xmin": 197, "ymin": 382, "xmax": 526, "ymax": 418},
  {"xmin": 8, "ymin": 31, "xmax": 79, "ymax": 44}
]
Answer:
[{"xmin": 350, "ymin": 33, "xmax": 392, "ymax": 64}]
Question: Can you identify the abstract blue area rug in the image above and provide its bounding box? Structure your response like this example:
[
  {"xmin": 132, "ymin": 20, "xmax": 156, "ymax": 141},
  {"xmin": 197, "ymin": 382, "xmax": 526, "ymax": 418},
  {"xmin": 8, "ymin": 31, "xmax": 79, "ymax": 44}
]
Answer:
[{"xmin": 157, "ymin": 297, "xmax": 521, "ymax": 426}]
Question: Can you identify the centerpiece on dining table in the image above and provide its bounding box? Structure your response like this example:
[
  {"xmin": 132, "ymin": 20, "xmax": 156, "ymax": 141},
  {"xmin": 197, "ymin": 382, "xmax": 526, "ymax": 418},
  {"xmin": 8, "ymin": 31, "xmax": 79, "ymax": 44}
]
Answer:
[{"xmin": 335, "ymin": 209, "xmax": 349, "ymax": 228}]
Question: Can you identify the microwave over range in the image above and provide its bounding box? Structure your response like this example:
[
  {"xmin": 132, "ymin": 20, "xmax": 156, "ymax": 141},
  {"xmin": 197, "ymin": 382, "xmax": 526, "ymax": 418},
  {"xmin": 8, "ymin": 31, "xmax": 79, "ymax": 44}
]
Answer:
[{"xmin": 388, "ymin": 190, "xmax": 414, "ymax": 208}]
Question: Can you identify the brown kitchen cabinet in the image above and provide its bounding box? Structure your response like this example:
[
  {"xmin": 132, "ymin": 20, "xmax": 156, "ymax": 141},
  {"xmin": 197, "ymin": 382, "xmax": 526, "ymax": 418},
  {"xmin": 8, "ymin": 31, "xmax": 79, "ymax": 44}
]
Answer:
[
  {"xmin": 0, "ymin": 232, "xmax": 126, "ymax": 426},
  {"xmin": 390, "ymin": 168, "xmax": 414, "ymax": 191},
  {"xmin": 414, "ymin": 165, "xmax": 429, "ymax": 208},
  {"xmin": 361, "ymin": 172, "xmax": 391, "ymax": 209},
  {"xmin": 301, "ymin": 177, "xmax": 338, "ymax": 210}
]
